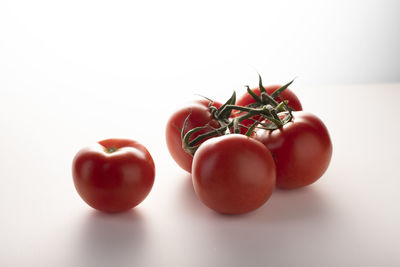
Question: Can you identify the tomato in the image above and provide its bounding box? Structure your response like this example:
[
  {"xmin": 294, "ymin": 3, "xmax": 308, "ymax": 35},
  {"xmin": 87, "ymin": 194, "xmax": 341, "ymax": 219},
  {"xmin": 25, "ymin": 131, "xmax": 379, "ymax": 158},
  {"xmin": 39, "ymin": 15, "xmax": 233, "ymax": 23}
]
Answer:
[
  {"xmin": 166, "ymin": 100, "xmax": 222, "ymax": 173},
  {"xmin": 235, "ymin": 85, "xmax": 303, "ymax": 134},
  {"xmin": 254, "ymin": 112, "xmax": 332, "ymax": 189},
  {"xmin": 192, "ymin": 134, "xmax": 276, "ymax": 214},
  {"xmin": 72, "ymin": 138, "xmax": 155, "ymax": 212}
]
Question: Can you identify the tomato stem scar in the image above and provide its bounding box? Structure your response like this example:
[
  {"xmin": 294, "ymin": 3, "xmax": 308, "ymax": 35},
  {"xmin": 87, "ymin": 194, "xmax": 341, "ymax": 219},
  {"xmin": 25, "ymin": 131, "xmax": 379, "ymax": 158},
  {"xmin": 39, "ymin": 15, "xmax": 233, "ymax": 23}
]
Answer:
[{"xmin": 105, "ymin": 147, "xmax": 118, "ymax": 153}]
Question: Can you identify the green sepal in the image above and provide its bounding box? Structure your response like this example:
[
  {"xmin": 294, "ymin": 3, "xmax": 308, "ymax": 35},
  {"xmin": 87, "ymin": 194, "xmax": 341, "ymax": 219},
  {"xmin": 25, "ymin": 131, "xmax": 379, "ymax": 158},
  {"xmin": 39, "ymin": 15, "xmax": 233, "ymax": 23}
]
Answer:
[
  {"xmin": 258, "ymin": 74, "xmax": 278, "ymax": 106},
  {"xmin": 256, "ymin": 120, "xmax": 277, "ymax": 130},
  {"xmin": 245, "ymin": 121, "xmax": 258, "ymax": 137},
  {"xmin": 275, "ymin": 100, "xmax": 289, "ymax": 113},
  {"xmin": 270, "ymin": 79, "xmax": 295, "ymax": 98},
  {"xmin": 182, "ymin": 125, "xmax": 208, "ymax": 155},
  {"xmin": 258, "ymin": 73, "xmax": 267, "ymax": 94},
  {"xmin": 246, "ymin": 85, "xmax": 262, "ymax": 104},
  {"xmin": 233, "ymin": 118, "xmax": 240, "ymax": 134},
  {"xmin": 188, "ymin": 125, "xmax": 228, "ymax": 147},
  {"xmin": 216, "ymin": 91, "xmax": 236, "ymax": 120},
  {"xmin": 181, "ymin": 110, "xmax": 192, "ymax": 140}
]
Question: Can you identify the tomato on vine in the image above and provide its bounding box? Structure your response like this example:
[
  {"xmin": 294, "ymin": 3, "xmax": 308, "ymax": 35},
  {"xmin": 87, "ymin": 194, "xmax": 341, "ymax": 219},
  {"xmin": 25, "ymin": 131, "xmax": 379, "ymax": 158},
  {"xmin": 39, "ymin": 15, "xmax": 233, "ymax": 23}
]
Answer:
[
  {"xmin": 192, "ymin": 134, "xmax": 276, "ymax": 214},
  {"xmin": 254, "ymin": 112, "xmax": 332, "ymax": 189},
  {"xmin": 170, "ymin": 74, "xmax": 333, "ymax": 217},
  {"xmin": 165, "ymin": 100, "xmax": 222, "ymax": 173}
]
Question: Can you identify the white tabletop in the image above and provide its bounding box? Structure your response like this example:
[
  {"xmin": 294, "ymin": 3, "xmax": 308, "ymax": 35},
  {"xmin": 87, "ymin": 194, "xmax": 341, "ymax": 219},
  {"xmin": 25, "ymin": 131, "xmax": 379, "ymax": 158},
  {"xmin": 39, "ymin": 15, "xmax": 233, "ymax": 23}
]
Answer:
[{"xmin": 0, "ymin": 82, "xmax": 399, "ymax": 267}]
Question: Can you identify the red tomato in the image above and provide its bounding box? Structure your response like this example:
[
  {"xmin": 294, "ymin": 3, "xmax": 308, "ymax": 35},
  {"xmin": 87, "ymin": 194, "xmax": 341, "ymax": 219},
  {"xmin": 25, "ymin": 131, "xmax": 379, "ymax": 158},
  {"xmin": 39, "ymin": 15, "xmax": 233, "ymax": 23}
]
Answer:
[
  {"xmin": 235, "ymin": 85, "xmax": 303, "ymax": 134},
  {"xmin": 192, "ymin": 134, "xmax": 276, "ymax": 214},
  {"xmin": 72, "ymin": 138, "xmax": 155, "ymax": 212},
  {"xmin": 255, "ymin": 112, "xmax": 332, "ymax": 189},
  {"xmin": 166, "ymin": 100, "xmax": 221, "ymax": 173}
]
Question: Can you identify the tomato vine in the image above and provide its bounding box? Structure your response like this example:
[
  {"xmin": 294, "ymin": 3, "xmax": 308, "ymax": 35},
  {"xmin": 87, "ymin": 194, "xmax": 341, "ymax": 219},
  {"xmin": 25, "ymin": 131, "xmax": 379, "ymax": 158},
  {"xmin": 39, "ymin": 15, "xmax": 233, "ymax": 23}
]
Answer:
[{"xmin": 181, "ymin": 76, "xmax": 296, "ymax": 156}]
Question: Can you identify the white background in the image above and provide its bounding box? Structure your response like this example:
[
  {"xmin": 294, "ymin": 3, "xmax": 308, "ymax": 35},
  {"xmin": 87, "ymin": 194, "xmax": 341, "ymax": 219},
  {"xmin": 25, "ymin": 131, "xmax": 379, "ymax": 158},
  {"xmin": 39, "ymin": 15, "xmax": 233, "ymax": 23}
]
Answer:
[{"xmin": 1, "ymin": 1, "xmax": 400, "ymax": 266}]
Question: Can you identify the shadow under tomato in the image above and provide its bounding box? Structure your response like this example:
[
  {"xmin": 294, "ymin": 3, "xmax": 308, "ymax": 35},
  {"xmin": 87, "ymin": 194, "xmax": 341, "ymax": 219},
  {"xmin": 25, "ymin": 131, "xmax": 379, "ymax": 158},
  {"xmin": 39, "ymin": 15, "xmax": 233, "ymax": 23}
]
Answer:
[
  {"xmin": 176, "ymin": 173, "xmax": 253, "ymax": 219},
  {"xmin": 249, "ymin": 183, "xmax": 334, "ymax": 224},
  {"xmin": 71, "ymin": 209, "xmax": 149, "ymax": 267},
  {"xmin": 192, "ymin": 174, "xmax": 332, "ymax": 215},
  {"xmin": 192, "ymin": 183, "xmax": 337, "ymax": 266},
  {"xmin": 178, "ymin": 174, "xmax": 202, "ymax": 207},
  {"xmin": 176, "ymin": 170, "xmax": 335, "ymax": 224},
  {"xmin": 176, "ymin": 173, "xmax": 217, "ymax": 217}
]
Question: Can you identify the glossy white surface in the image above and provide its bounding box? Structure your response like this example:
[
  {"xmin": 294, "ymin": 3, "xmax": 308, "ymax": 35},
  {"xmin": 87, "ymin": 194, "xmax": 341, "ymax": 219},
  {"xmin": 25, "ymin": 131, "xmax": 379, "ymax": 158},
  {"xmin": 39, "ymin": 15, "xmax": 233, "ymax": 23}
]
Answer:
[{"xmin": 0, "ymin": 83, "xmax": 399, "ymax": 267}]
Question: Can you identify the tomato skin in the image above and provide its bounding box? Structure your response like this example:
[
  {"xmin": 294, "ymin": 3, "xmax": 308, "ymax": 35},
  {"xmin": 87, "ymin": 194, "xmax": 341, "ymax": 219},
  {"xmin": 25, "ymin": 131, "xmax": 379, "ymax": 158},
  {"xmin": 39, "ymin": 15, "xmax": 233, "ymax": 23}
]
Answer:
[
  {"xmin": 165, "ymin": 100, "xmax": 221, "ymax": 173},
  {"xmin": 72, "ymin": 138, "xmax": 155, "ymax": 213},
  {"xmin": 192, "ymin": 134, "xmax": 276, "ymax": 214},
  {"xmin": 254, "ymin": 112, "xmax": 332, "ymax": 189}
]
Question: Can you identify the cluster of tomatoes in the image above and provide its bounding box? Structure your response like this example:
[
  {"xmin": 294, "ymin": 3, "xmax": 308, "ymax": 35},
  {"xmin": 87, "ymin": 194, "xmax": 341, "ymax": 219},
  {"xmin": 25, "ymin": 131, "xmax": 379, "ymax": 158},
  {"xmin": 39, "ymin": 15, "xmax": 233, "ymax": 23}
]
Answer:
[
  {"xmin": 166, "ymin": 76, "xmax": 332, "ymax": 214},
  {"xmin": 71, "ymin": 76, "xmax": 332, "ymax": 215}
]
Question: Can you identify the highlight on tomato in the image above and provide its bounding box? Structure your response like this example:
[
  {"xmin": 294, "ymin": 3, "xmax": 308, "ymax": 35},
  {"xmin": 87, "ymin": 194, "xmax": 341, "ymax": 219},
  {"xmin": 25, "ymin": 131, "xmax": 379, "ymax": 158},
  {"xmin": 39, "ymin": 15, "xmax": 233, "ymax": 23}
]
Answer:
[{"xmin": 72, "ymin": 138, "xmax": 155, "ymax": 213}]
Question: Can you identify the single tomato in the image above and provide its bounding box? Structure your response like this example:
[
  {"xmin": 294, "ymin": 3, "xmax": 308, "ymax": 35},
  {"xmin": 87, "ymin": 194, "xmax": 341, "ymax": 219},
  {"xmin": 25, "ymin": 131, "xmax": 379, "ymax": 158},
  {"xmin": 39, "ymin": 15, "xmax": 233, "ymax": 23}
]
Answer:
[
  {"xmin": 165, "ymin": 100, "xmax": 222, "ymax": 173},
  {"xmin": 72, "ymin": 138, "xmax": 155, "ymax": 212},
  {"xmin": 235, "ymin": 85, "xmax": 303, "ymax": 134},
  {"xmin": 255, "ymin": 112, "xmax": 332, "ymax": 189},
  {"xmin": 192, "ymin": 134, "xmax": 276, "ymax": 214}
]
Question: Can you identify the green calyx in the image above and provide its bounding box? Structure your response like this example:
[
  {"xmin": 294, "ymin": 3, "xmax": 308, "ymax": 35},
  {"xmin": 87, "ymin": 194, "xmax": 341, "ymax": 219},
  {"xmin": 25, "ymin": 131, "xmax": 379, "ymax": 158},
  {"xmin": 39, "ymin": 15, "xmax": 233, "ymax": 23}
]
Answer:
[{"xmin": 181, "ymin": 76, "xmax": 296, "ymax": 156}]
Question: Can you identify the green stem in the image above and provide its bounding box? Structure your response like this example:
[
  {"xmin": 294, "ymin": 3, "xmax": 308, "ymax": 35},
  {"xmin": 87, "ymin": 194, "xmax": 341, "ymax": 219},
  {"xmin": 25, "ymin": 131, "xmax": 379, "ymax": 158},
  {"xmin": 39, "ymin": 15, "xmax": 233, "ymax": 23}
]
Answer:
[
  {"xmin": 181, "ymin": 76, "xmax": 297, "ymax": 155},
  {"xmin": 223, "ymin": 105, "xmax": 283, "ymax": 128},
  {"xmin": 186, "ymin": 104, "xmax": 284, "ymax": 147},
  {"xmin": 233, "ymin": 118, "xmax": 240, "ymax": 134},
  {"xmin": 188, "ymin": 125, "xmax": 227, "ymax": 147},
  {"xmin": 182, "ymin": 125, "xmax": 210, "ymax": 155},
  {"xmin": 261, "ymin": 91, "xmax": 279, "ymax": 107},
  {"xmin": 270, "ymin": 79, "xmax": 295, "ymax": 98}
]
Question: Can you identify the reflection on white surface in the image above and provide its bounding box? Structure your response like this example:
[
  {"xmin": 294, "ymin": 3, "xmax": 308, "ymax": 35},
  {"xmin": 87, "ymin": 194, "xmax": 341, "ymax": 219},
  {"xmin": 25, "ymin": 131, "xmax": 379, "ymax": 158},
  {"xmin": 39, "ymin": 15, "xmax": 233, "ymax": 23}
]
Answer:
[{"xmin": 70, "ymin": 210, "xmax": 149, "ymax": 267}]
